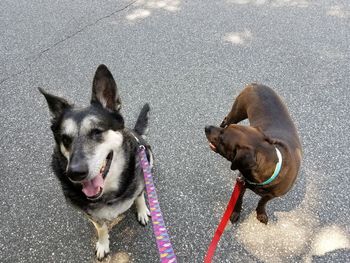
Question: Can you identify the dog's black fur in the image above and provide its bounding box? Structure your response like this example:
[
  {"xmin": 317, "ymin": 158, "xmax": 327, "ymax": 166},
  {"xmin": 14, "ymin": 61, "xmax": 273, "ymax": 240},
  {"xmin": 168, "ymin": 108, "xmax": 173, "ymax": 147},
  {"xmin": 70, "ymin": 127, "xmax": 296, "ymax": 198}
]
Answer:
[
  {"xmin": 40, "ymin": 64, "xmax": 152, "ymax": 259},
  {"xmin": 50, "ymin": 109, "xmax": 151, "ymax": 210}
]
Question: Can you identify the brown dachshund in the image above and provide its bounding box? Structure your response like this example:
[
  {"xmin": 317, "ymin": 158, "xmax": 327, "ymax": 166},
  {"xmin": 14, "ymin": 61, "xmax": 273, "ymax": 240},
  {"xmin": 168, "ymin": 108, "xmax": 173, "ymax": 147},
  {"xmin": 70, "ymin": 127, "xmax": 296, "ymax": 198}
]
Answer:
[{"xmin": 205, "ymin": 83, "xmax": 302, "ymax": 224}]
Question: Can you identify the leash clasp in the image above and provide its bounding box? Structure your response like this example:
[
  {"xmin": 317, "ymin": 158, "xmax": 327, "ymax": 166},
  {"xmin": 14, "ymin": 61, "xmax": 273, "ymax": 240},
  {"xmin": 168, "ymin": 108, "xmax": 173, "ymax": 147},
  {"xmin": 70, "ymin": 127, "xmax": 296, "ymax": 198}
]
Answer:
[
  {"xmin": 139, "ymin": 144, "xmax": 146, "ymax": 151},
  {"xmin": 236, "ymin": 175, "xmax": 245, "ymax": 185}
]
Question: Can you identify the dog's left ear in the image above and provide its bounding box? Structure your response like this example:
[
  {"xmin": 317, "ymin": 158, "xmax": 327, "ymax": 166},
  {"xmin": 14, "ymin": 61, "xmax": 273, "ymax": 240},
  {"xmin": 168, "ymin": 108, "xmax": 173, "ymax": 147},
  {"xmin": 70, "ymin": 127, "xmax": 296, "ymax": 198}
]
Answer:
[
  {"xmin": 230, "ymin": 147, "xmax": 256, "ymax": 171},
  {"xmin": 91, "ymin": 64, "xmax": 121, "ymax": 111},
  {"xmin": 39, "ymin": 87, "xmax": 71, "ymax": 118}
]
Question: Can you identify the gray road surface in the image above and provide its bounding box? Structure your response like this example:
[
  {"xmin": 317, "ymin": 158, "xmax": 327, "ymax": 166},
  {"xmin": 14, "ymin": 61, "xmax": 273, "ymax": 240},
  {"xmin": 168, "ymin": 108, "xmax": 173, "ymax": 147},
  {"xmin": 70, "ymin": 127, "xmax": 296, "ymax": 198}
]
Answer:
[{"xmin": 1, "ymin": 0, "xmax": 349, "ymax": 262}]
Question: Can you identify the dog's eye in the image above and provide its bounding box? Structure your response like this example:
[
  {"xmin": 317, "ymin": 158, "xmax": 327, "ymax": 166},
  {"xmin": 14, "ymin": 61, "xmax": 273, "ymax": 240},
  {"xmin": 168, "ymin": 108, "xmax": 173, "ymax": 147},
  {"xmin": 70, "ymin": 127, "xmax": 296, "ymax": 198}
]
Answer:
[
  {"xmin": 90, "ymin": 129, "xmax": 103, "ymax": 139},
  {"xmin": 61, "ymin": 135, "xmax": 72, "ymax": 148}
]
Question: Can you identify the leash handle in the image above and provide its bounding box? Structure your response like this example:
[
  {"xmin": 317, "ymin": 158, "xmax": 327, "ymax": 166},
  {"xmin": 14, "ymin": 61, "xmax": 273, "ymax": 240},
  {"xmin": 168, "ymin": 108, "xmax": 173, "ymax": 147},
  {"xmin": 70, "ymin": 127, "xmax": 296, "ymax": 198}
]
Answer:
[
  {"xmin": 204, "ymin": 179, "xmax": 244, "ymax": 263},
  {"xmin": 138, "ymin": 146, "xmax": 177, "ymax": 263}
]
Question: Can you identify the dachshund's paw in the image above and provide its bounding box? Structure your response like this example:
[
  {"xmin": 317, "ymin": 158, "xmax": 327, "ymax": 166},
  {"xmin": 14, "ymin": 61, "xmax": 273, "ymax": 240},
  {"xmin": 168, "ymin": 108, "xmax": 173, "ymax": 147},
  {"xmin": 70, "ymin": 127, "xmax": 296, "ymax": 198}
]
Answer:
[{"xmin": 257, "ymin": 213, "xmax": 268, "ymax": 224}]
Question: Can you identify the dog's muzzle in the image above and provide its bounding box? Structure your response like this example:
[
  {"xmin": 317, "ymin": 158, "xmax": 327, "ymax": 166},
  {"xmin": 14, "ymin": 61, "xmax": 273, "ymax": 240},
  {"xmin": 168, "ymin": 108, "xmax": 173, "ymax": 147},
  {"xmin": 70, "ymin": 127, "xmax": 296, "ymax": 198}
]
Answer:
[{"xmin": 67, "ymin": 151, "xmax": 113, "ymax": 200}]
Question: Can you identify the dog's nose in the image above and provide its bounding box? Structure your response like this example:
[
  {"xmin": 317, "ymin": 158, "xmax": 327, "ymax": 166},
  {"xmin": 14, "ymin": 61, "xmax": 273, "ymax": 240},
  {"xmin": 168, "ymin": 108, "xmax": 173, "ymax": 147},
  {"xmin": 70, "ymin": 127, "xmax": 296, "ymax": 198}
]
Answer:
[
  {"xmin": 205, "ymin": 125, "xmax": 213, "ymax": 134},
  {"xmin": 67, "ymin": 162, "xmax": 89, "ymax": 181}
]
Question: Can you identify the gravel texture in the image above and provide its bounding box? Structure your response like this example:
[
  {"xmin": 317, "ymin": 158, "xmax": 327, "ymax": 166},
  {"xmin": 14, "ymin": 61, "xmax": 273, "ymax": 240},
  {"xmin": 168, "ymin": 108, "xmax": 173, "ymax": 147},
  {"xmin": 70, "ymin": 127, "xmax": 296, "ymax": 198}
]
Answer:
[{"xmin": 0, "ymin": 0, "xmax": 349, "ymax": 262}]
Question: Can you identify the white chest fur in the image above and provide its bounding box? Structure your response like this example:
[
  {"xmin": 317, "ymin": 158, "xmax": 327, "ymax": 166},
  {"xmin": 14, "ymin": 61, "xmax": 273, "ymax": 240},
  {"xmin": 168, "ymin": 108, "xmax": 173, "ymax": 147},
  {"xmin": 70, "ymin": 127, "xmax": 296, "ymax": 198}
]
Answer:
[{"xmin": 88, "ymin": 198, "xmax": 135, "ymax": 221}]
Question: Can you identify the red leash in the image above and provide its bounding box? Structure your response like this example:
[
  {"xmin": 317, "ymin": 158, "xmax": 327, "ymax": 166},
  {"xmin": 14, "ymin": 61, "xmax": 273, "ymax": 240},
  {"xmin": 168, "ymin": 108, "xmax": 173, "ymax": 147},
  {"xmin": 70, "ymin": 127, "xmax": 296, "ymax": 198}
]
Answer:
[{"xmin": 204, "ymin": 178, "xmax": 245, "ymax": 263}]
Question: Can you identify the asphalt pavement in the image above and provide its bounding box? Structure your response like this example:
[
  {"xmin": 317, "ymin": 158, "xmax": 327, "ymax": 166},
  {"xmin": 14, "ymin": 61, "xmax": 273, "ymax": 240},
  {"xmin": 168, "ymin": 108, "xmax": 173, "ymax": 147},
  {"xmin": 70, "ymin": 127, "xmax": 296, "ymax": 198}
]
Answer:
[{"xmin": 1, "ymin": 0, "xmax": 349, "ymax": 262}]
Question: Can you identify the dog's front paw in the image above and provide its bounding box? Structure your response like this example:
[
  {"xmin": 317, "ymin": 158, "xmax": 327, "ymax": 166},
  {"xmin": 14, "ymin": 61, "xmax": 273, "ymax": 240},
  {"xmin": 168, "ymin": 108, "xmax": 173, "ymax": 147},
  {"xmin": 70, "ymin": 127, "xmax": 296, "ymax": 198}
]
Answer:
[
  {"xmin": 257, "ymin": 213, "xmax": 268, "ymax": 224},
  {"xmin": 137, "ymin": 206, "xmax": 151, "ymax": 226},
  {"xmin": 220, "ymin": 116, "xmax": 228, "ymax": 128},
  {"xmin": 95, "ymin": 241, "xmax": 110, "ymax": 260},
  {"xmin": 230, "ymin": 212, "xmax": 240, "ymax": 223}
]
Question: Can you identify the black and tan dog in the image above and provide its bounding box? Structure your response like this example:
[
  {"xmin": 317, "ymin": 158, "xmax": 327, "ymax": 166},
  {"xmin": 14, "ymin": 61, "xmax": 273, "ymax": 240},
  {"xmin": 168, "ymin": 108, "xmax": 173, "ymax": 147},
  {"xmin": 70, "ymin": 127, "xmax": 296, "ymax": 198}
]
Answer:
[
  {"xmin": 205, "ymin": 83, "xmax": 302, "ymax": 224},
  {"xmin": 40, "ymin": 65, "xmax": 153, "ymax": 260}
]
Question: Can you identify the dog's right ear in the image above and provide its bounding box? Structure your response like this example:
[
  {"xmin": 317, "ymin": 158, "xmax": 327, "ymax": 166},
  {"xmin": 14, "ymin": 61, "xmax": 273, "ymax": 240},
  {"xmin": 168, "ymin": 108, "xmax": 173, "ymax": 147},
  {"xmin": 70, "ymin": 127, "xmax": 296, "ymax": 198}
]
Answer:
[
  {"xmin": 91, "ymin": 64, "xmax": 121, "ymax": 112},
  {"xmin": 230, "ymin": 147, "xmax": 256, "ymax": 171},
  {"xmin": 38, "ymin": 88, "xmax": 71, "ymax": 118}
]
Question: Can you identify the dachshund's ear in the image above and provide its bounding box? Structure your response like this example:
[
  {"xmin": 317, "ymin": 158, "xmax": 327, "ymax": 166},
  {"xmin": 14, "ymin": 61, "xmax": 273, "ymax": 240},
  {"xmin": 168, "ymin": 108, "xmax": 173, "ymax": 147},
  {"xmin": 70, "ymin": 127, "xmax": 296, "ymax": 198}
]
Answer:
[{"xmin": 230, "ymin": 147, "xmax": 256, "ymax": 171}]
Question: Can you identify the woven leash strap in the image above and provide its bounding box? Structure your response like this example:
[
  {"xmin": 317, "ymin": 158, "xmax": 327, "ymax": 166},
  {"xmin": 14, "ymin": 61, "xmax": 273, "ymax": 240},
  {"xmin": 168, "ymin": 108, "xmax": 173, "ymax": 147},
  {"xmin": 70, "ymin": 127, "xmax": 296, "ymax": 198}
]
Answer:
[
  {"xmin": 138, "ymin": 146, "xmax": 177, "ymax": 263},
  {"xmin": 204, "ymin": 179, "xmax": 245, "ymax": 263}
]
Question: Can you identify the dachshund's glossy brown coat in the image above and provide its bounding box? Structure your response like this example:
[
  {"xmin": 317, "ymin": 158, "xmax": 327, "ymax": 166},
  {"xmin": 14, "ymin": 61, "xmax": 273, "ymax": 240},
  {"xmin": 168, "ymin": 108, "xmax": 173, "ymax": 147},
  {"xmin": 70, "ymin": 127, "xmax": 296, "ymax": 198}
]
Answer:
[{"xmin": 205, "ymin": 83, "xmax": 302, "ymax": 224}]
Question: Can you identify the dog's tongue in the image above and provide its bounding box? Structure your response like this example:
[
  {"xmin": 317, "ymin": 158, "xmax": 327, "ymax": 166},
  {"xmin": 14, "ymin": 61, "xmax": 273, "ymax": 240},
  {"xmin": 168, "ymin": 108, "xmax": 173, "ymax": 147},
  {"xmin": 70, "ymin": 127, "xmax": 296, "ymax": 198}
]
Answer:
[
  {"xmin": 81, "ymin": 173, "xmax": 104, "ymax": 197},
  {"xmin": 209, "ymin": 142, "xmax": 217, "ymax": 152}
]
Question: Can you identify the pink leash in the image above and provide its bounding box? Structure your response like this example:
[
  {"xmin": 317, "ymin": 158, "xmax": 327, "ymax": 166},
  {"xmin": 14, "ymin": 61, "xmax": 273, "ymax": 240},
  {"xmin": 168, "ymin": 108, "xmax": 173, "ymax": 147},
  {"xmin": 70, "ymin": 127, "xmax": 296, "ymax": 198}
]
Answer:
[{"xmin": 138, "ymin": 145, "xmax": 177, "ymax": 263}]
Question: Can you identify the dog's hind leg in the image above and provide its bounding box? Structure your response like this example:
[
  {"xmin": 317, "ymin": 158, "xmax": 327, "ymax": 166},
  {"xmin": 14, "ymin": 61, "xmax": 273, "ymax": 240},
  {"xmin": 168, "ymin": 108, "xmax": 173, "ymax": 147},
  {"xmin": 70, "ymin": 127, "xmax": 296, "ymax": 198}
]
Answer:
[
  {"xmin": 256, "ymin": 195, "xmax": 274, "ymax": 224},
  {"xmin": 91, "ymin": 221, "xmax": 110, "ymax": 260},
  {"xmin": 135, "ymin": 192, "xmax": 150, "ymax": 226}
]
